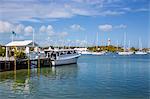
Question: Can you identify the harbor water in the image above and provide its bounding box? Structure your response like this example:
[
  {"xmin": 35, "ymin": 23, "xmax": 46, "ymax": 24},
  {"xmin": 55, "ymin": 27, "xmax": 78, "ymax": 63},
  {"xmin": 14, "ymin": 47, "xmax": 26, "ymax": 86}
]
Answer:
[{"xmin": 0, "ymin": 54, "xmax": 149, "ymax": 99}]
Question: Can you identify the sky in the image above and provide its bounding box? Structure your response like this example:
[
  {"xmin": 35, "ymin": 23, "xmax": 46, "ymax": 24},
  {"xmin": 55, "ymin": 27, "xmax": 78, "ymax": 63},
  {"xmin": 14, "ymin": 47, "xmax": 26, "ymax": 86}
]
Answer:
[{"xmin": 0, "ymin": 0, "xmax": 149, "ymax": 47}]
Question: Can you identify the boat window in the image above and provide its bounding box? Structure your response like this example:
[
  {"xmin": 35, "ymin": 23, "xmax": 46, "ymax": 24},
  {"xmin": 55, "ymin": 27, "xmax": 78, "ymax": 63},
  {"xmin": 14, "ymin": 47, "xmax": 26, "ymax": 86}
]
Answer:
[
  {"xmin": 51, "ymin": 53, "xmax": 57, "ymax": 60},
  {"xmin": 60, "ymin": 52, "xmax": 64, "ymax": 55},
  {"xmin": 67, "ymin": 51, "xmax": 71, "ymax": 54},
  {"xmin": 56, "ymin": 52, "xmax": 59, "ymax": 56},
  {"xmin": 48, "ymin": 53, "xmax": 50, "ymax": 57}
]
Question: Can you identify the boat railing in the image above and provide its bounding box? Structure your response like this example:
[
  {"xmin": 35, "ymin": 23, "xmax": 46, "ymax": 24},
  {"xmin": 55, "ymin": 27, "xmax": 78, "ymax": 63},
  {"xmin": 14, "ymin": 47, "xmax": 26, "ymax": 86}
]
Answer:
[{"xmin": 0, "ymin": 57, "xmax": 15, "ymax": 61}]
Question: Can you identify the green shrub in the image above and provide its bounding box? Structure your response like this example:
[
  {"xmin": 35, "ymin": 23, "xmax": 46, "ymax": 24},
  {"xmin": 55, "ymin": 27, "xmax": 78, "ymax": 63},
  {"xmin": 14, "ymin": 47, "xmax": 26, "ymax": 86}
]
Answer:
[
  {"xmin": 14, "ymin": 48, "xmax": 26, "ymax": 59},
  {"xmin": 0, "ymin": 47, "xmax": 5, "ymax": 57}
]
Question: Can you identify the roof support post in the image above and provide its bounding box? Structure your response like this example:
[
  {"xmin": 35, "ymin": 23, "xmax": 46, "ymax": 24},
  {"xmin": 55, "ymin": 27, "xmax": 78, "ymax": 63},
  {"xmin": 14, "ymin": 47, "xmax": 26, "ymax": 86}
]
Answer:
[{"xmin": 6, "ymin": 46, "xmax": 8, "ymax": 59}]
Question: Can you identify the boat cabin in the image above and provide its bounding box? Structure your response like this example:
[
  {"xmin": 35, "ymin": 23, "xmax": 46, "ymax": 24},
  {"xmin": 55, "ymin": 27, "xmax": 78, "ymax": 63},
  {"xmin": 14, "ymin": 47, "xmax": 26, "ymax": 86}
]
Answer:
[{"xmin": 44, "ymin": 49, "xmax": 78, "ymax": 60}]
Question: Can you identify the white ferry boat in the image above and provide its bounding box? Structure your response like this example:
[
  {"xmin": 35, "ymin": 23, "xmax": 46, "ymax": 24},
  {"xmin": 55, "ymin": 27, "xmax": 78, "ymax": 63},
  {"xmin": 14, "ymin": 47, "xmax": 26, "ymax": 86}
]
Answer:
[{"xmin": 44, "ymin": 49, "xmax": 81, "ymax": 66}]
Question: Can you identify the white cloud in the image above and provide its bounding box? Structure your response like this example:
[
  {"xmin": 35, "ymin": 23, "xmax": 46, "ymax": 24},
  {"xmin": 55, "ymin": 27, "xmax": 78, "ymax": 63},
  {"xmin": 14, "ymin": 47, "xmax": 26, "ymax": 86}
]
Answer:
[
  {"xmin": 46, "ymin": 10, "xmax": 73, "ymax": 18},
  {"xmin": 98, "ymin": 24, "xmax": 113, "ymax": 32},
  {"xmin": 122, "ymin": 7, "xmax": 131, "ymax": 11},
  {"xmin": 39, "ymin": 25, "xmax": 68, "ymax": 37},
  {"xmin": 39, "ymin": 25, "xmax": 54, "ymax": 35},
  {"xmin": 0, "ymin": 21, "xmax": 35, "ymax": 36},
  {"xmin": 134, "ymin": 8, "xmax": 148, "ymax": 12},
  {"xmin": 99, "ymin": 10, "xmax": 125, "ymax": 16},
  {"xmin": 70, "ymin": 24, "xmax": 85, "ymax": 31},
  {"xmin": 47, "ymin": 25, "xmax": 54, "ymax": 34},
  {"xmin": 114, "ymin": 24, "xmax": 127, "ymax": 29},
  {"xmin": 1, "ymin": 0, "xmax": 142, "ymax": 22},
  {"xmin": 122, "ymin": 7, "xmax": 148, "ymax": 13},
  {"xmin": 60, "ymin": 32, "xmax": 68, "ymax": 37},
  {"xmin": 24, "ymin": 26, "xmax": 34, "ymax": 36},
  {"xmin": 0, "ymin": 21, "xmax": 14, "ymax": 33},
  {"xmin": 98, "ymin": 24, "xmax": 127, "ymax": 31},
  {"xmin": 15, "ymin": 24, "xmax": 25, "ymax": 33},
  {"xmin": 39, "ymin": 25, "xmax": 46, "ymax": 33}
]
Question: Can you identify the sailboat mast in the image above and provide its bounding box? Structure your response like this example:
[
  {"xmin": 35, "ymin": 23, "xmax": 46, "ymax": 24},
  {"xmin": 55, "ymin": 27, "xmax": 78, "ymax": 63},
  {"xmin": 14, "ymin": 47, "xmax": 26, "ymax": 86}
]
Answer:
[
  {"xmin": 85, "ymin": 35, "xmax": 87, "ymax": 48},
  {"xmin": 139, "ymin": 38, "xmax": 142, "ymax": 51},
  {"xmin": 128, "ymin": 40, "xmax": 130, "ymax": 50},
  {"xmin": 117, "ymin": 40, "xmax": 119, "ymax": 51},
  {"xmin": 123, "ymin": 33, "xmax": 126, "ymax": 51},
  {"xmin": 96, "ymin": 32, "xmax": 98, "ymax": 49}
]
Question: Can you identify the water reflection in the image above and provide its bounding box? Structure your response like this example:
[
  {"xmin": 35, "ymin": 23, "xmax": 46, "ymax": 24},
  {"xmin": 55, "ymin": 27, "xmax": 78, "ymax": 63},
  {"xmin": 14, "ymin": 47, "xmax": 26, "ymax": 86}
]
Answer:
[
  {"xmin": 0, "ymin": 64, "xmax": 78, "ymax": 98},
  {"xmin": 0, "ymin": 55, "xmax": 149, "ymax": 99}
]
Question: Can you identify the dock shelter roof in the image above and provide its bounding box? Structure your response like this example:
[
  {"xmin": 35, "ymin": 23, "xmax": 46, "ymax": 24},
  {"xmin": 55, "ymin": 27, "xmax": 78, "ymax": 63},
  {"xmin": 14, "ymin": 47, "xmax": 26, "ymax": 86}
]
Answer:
[{"xmin": 5, "ymin": 40, "xmax": 38, "ymax": 47}]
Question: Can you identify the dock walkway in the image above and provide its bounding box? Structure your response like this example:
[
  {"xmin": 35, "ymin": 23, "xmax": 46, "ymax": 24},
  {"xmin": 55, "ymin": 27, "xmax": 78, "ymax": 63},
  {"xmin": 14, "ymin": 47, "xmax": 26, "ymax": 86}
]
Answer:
[{"xmin": 0, "ymin": 57, "xmax": 52, "ymax": 72}]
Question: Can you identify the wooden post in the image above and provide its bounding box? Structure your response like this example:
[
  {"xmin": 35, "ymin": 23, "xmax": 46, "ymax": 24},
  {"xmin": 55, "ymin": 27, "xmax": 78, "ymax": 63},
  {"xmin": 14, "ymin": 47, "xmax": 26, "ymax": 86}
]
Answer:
[
  {"xmin": 14, "ymin": 59, "xmax": 16, "ymax": 82},
  {"xmin": 38, "ymin": 57, "xmax": 40, "ymax": 68},
  {"xmin": 14, "ymin": 58, "xmax": 16, "ymax": 71},
  {"xmin": 28, "ymin": 58, "xmax": 30, "ymax": 70},
  {"xmin": 49, "ymin": 58, "xmax": 52, "ymax": 67},
  {"xmin": 4, "ymin": 59, "xmax": 6, "ymax": 71},
  {"xmin": 37, "ymin": 66, "xmax": 40, "ymax": 78},
  {"xmin": 14, "ymin": 47, "xmax": 17, "ymax": 75},
  {"xmin": 14, "ymin": 57, "xmax": 16, "ymax": 75},
  {"xmin": 27, "ymin": 57, "xmax": 30, "ymax": 79},
  {"xmin": 37, "ymin": 58, "xmax": 40, "ymax": 79}
]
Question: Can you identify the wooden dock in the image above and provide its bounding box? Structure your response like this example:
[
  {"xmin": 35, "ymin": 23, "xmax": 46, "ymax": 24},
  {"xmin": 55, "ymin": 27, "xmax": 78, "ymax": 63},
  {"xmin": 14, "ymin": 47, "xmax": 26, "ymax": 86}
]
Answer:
[{"xmin": 0, "ymin": 57, "xmax": 52, "ymax": 72}]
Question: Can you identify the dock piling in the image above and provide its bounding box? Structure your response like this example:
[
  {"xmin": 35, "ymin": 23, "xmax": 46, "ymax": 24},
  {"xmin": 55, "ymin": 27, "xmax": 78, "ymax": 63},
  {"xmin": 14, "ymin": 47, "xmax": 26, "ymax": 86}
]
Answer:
[{"xmin": 38, "ymin": 57, "xmax": 40, "ymax": 68}]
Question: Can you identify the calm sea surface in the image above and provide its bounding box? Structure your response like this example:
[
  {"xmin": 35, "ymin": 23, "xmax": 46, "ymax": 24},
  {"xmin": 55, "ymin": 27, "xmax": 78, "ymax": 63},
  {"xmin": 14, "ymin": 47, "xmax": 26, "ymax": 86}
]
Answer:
[{"xmin": 0, "ymin": 54, "xmax": 150, "ymax": 99}]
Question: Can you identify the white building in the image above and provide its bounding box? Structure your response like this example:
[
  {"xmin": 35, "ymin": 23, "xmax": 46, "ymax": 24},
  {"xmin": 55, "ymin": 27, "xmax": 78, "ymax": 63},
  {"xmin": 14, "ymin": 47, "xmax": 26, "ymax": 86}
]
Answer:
[{"xmin": 5, "ymin": 40, "xmax": 38, "ymax": 58}]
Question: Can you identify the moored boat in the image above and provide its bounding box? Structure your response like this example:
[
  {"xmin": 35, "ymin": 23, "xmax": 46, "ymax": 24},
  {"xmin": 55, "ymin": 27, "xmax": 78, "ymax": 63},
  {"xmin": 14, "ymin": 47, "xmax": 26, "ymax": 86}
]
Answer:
[
  {"xmin": 135, "ymin": 38, "xmax": 147, "ymax": 55},
  {"xmin": 118, "ymin": 33, "xmax": 133, "ymax": 56},
  {"xmin": 135, "ymin": 51, "xmax": 147, "ymax": 55},
  {"xmin": 118, "ymin": 51, "xmax": 134, "ymax": 55},
  {"xmin": 81, "ymin": 51, "xmax": 92, "ymax": 55},
  {"xmin": 91, "ymin": 51, "xmax": 105, "ymax": 55},
  {"xmin": 44, "ymin": 49, "xmax": 81, "ymax": 66}
]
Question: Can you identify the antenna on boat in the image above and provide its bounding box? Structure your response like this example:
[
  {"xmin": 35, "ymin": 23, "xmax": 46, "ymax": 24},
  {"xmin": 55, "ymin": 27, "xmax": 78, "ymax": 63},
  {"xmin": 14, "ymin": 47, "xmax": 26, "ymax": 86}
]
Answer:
[{"xmin": 32, "ymin": 29, "xmax": 35, "ymax": 47}]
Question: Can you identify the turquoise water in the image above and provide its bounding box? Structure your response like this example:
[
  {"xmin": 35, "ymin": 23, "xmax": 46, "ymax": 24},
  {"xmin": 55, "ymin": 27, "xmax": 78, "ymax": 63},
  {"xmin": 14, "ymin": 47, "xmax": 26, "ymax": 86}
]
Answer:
[{"xmin": 0, "ymin": 54, "xmax": 149, "ymax": 99}]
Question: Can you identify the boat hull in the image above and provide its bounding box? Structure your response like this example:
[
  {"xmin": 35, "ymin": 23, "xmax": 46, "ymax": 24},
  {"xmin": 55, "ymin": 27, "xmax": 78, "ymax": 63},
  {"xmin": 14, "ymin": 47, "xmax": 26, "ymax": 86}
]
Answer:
[
  {"xmin": 92, "ymin": 52, "xmax": 105, "ymax": 55},
  {"xmin": 81, "ymin": 51, "xmax": 92, "ymax": 55},
  {"xmin": 135, "ymin": 52, "xmax": 147, "ymax": 55},
  {"xmin": 118, "ymin": 52, "xmax": 133, "ymax": 55},
  {"xmin": 52, "ymin": 54, "xmax": 80, "ymax": 66}
]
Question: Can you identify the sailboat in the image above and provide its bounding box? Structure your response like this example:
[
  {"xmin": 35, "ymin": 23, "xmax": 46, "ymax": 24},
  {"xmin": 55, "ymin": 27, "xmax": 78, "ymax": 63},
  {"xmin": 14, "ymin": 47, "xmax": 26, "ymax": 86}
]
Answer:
[
  {"xmin": 92, "ymin": 32, "xmax": 105, "ymax": 55},
  {"xmin": 118, "ymin": 33, "xmax": 133, "ymax": 55},
  {"xmin": 80, "ymin": 35, "xmax": 92, "ymax": 55},
  {"xmin": 135, "ymin": 38, "xmax": 147, "ymax": 55}
]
